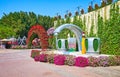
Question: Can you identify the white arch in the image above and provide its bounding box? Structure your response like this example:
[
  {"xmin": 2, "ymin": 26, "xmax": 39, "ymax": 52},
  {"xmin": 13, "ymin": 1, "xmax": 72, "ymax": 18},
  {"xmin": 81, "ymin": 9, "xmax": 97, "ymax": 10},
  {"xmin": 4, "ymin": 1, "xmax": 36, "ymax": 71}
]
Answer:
[{"xmin": 54, "ymin": 24, "xmax": 83, "ymax": 51}]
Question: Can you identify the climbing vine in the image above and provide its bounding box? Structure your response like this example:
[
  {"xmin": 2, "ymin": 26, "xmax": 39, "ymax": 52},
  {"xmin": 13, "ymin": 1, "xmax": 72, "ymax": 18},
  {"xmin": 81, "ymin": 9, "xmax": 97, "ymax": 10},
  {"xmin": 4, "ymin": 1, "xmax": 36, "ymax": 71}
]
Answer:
[
  {"xmin": 89, "ymin": 19, "xmax": 96, "ymax": 37},
  {"xmin": 98, "ymin": 4, "xmax": 120, "ymax": 55},
  {"xmin": 72, "ymin": 16, "xmax": 83, "ymax": 30}
]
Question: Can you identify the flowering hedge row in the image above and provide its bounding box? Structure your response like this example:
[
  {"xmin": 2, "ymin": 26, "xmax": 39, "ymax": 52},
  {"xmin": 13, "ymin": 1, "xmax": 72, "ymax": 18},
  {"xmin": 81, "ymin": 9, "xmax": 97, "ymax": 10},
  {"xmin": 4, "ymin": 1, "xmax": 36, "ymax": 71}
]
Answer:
[{"xmin": 31, "ymin": 50, "xmax": 120, "ymax": 67}]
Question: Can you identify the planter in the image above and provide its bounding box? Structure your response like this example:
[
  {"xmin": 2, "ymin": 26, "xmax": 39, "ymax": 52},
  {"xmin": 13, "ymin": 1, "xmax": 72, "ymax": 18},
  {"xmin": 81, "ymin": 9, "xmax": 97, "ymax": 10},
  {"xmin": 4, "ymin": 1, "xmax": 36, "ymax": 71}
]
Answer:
[{"xmin": 85, "ymin": 37, "xmax": 100, "ymax": 54}]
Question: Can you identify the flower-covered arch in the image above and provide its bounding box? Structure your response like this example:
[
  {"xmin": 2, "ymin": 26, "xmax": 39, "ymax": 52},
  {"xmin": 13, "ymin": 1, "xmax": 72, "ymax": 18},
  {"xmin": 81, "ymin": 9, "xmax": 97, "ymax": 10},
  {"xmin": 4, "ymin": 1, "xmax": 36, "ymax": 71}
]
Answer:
[{"xmin": 26, "ymin": 24, "xmax": 48, "ymax": 50}]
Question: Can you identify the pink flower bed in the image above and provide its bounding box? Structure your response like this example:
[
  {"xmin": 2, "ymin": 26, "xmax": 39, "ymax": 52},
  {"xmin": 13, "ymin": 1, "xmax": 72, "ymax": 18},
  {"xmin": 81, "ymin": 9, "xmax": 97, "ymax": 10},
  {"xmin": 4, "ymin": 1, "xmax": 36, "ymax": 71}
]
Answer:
[
  {"xmin": 31, "ymin": 50, "xmax": 120, "ymax": 67},
  {"xmin": 34, "ymin": 54, "xmax": 47, "ymax": 62},
  {"xmin": 39, "ymin": 54, "xmax": 47, "ymax": 62},
  {"xmin": 34, "ymin": 55, "xmax": 40, "ymax": 61},
  {"xmin": 74, "ymin": 57, "xmax": 88, "ymax": 67},
  {"xmin": 54, "ymin": 55, "xmax": 65, "ymax": 65}
]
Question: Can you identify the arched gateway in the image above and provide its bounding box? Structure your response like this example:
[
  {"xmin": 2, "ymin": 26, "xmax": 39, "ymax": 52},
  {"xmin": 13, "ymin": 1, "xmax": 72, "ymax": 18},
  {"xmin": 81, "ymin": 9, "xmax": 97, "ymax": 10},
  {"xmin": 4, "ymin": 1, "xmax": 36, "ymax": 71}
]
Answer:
[
  {"xmin": 26, "ymin": 24, "xmax": 48, "ymax": 50},
  {"xmin": 54, "ymin": 24, "xmax": 83, "ymax": 51}
]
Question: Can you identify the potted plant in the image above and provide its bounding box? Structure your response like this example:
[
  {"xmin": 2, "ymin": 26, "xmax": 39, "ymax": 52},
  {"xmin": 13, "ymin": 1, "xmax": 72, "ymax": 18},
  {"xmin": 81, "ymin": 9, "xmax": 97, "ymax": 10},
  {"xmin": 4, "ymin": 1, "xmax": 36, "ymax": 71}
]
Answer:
[
  {"xmin": 68, "ymin": 12, "xmax": 72, "ymax": 17},
  {"xmin": 101, "ymin": 1, "xmax": 106, "ymax": 7},
  {"xmin": 94, "ymin": 4, "xmax": 99, "ymax": 10},
  {"xmin": 64, "ymin": 14, "xmax": 67, "ymax": 18},
  {"xmin": 58, "ymin": 15, "xmax": 61, "ymax": 19},
  {"xmin": 75, "ymin": 11, "xmax": 79, "ymax": 16},
  {"xmin": 54, "ymin": 16, "xmax": 57, "ymax": 20},
  {"xmin": 88, "ymin": 5, "xmax": 93, "ymax": 12},
  {"xmin": 81, "ymin": 9, "xmax": 84, "ymax": 14},
  {"xmin": 107, "ymin": 0, "xmax": 113, "ymax": 4}
]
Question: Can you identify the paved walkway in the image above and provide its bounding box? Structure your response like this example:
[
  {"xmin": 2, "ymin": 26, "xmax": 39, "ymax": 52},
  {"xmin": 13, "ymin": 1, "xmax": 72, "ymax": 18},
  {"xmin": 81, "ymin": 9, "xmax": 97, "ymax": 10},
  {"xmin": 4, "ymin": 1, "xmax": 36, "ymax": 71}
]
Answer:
[{"xmin": 0, "ymin": 49, "xmax": 120, "ymax": 77}]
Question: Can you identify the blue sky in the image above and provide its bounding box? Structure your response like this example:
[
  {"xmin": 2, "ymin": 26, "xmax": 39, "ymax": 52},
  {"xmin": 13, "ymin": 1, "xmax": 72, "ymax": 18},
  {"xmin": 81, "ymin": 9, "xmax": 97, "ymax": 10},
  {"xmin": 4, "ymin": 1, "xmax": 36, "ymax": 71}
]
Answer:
[{"xmin": 0, "ymin": 0, "xmax": 102, "ymax": 18}]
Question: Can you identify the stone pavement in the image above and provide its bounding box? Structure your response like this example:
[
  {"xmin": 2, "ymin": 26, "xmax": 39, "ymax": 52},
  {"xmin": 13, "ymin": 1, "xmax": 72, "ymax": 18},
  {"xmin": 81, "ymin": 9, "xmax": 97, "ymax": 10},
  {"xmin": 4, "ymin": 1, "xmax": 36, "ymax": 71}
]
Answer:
[{"xmin": 0, "ymin": 49, "xmax": 120, "ymax": 77}]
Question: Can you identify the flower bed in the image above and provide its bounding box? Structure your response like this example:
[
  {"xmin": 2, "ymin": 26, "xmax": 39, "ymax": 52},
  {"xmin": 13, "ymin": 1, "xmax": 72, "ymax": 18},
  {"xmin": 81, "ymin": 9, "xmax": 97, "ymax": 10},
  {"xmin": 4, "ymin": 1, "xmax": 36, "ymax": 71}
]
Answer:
[
  {"xmin": 54, "ymin": 55, "xmax": 65, "ymax": 65},
  {"xmin": 31, "ymin": 50, "xmax": 120, "ymax": 67},
  {"xmin": 64, "ymin": 55, "xmax": 75, "ymax": 66},
  {"xmin": 75, "ymin": 57, "xmax": 88, "ymax": 67},
  {"xmin": 47, "ymin": 54, "xmax": 55, "ymax": 63}
]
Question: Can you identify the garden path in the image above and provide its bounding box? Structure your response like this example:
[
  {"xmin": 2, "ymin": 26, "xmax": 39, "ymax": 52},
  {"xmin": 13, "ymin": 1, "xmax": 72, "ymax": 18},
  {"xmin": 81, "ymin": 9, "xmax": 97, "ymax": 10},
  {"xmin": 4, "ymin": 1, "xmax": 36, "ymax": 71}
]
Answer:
[{"xmin": 0, "ymin": 49, "xmax": 120, "ymax": 77}]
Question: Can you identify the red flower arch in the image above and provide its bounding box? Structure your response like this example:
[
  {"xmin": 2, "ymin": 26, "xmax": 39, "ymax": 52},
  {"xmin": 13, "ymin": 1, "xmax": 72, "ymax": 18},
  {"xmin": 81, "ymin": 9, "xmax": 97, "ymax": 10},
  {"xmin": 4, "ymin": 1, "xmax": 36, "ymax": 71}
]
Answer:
[{"xmin": 26, "ymin": 24, "xmax": 48, "ymax": 50}]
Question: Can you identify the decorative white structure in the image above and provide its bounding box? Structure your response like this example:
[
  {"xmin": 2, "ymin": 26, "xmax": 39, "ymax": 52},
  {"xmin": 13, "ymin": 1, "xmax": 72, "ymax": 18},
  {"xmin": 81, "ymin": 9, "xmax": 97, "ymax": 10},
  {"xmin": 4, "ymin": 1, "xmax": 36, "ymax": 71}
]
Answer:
[
  {"xmin": 86, "ymin": 37, "xmax": 100, "ymax": 54},
  {"xmin": 54, "ymin": 24, "xmax": 82, "ymax": 52}
]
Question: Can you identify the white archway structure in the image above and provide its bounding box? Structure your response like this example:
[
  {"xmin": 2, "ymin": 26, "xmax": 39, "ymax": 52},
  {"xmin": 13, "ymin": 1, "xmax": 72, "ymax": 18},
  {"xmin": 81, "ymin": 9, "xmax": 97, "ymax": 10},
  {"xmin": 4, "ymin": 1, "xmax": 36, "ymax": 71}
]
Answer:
[{"xmin": 54, "ymin": 24, "xmax": 83, "ymax": 52}]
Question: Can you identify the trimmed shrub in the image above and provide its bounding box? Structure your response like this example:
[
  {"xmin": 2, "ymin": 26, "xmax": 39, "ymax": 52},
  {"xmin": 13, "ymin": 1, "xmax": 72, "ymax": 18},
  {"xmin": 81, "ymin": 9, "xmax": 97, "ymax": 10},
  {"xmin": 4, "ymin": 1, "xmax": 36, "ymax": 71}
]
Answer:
[
  {"xmin": 64, "ymin": 55, "xmax": 75, "ymax": 66},
  {"xmin": 74, "ymin": 57, "xmax": 88, "ymax": 67},
  {"xmin": 31, "ymin": 50, "xmax": 40, "ymax": 58},
  {"xmin": 54, "ymin": 55, "xmax": 65, "ymax": 65}
]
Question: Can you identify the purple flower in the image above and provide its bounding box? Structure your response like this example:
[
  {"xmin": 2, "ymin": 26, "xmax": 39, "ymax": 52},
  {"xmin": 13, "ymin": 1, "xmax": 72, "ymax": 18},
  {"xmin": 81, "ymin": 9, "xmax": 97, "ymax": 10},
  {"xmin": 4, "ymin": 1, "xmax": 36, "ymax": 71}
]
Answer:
[{"xmin": 98, "ymin": 56, "xmax": 109, "ymax": 67}]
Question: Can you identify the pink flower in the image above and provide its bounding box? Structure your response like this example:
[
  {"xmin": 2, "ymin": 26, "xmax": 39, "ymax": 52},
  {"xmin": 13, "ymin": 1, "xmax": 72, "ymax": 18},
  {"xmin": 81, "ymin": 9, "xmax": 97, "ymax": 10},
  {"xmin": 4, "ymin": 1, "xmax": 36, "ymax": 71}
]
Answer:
[
  {"xmin": 54, "ymin": 55, "xmax": 65, "ymax": 65},
  {"xmin": 75, "ymin": 57, "xmax": 88, "ymax": 67}
]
